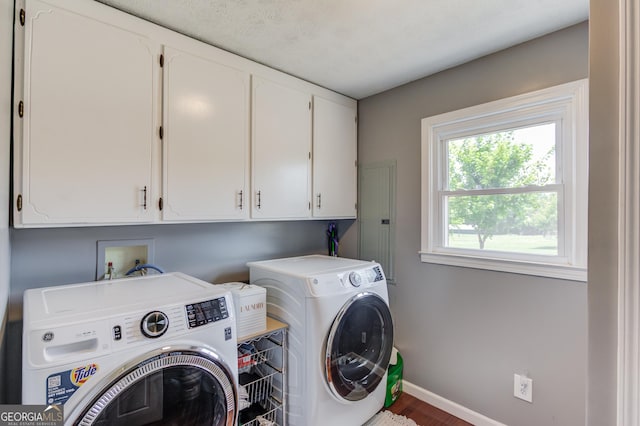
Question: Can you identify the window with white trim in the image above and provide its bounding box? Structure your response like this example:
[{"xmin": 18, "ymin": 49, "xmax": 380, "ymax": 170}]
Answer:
[{"xmin": 420, "ymin": 80, "xmax": 588, "ymax": 281}]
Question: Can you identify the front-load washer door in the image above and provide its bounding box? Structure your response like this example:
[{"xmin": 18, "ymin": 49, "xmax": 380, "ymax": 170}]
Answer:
[
  {"xmin": 68, "ymin": 347, "xmax": 236, "ymax": 426},
  {"xmin": 325, "ymin": 292, "xmax": 394, "ymax": 402}
]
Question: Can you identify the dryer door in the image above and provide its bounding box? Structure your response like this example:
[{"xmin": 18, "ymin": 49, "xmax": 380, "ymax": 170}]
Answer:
[
  {"xmin": 68, "ymin": 347, "xmax": 236, "ymax": 426},
  {"xmin": 325, "ymin": 292, "xmax": 394, "ymax": 401}
]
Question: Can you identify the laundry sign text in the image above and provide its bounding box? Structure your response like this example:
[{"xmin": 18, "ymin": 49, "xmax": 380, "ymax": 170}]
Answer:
[{"xmin": 240, "ymin": 302, "xmax": 265, "ymax": 313}]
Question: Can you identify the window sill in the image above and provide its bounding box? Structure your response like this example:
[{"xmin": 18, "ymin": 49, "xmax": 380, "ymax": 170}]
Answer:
[{"xmin": 419, "ymin": 251, "xmax": 587, "ymax": 282}]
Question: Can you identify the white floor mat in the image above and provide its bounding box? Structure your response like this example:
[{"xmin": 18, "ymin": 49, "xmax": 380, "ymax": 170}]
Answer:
[{"xmin": 362, "ymin": 410, "xmax": 419, "ymax": 426}]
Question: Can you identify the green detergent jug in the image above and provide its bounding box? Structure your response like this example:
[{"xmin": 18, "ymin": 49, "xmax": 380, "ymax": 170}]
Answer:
[{"xmin": 384, "ymin": 348, "xmax": 403, "ymax": 407}]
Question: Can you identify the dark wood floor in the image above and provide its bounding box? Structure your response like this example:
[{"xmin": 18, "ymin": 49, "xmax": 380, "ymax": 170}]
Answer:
[{"xmin": 385, "ymin": 392, "xmax": 473, "ymax": 426}]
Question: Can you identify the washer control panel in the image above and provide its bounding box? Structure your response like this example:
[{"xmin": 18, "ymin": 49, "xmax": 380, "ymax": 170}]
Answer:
[
  {"xmin": 185, "ymin": 297, "xmax": 229, "ymax": 329},
  {"xmin": 140, "ymin": 311, "xmax": 169, "ymax": 338}
]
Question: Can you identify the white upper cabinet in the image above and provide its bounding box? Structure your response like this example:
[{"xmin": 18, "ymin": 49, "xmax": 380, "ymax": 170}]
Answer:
[
  {"xmin": 13, "ymin": 0, "xmax": 160, "ymax": 226},
  {"xmin": 13, "ymin": 0, "xmax": 357, "ymax": 227},
  {"xmin": 251, "ymin": 76, "xmax": 312, "ymax": 219},
  {"xmin": 312, "ymin": 96, "xmax": 357, "ymax": 218},
  {"xmin": 162, "ymin": 45, "xmax": 250, "ymax": 221}
]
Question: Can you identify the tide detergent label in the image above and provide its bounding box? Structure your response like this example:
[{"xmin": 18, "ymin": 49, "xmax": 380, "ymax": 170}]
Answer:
[
  {"xmin": 70, "ymin": 364, "xmax": 98, "ymax": 386},
  {"xmin": 47, "ymin": 364, "xmax": 99, "ymax": 405}
]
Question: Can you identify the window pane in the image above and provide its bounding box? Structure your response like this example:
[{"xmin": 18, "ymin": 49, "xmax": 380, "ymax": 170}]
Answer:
[
  {"xmin": 447, "ymin": 123, "xmax": 556, "ymax": 190},
  {"xmin": 446, "ymin": 192, "xmax": 558, "ymax": 255}
]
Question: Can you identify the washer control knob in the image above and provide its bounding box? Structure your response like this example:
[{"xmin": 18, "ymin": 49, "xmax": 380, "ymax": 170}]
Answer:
[
  {"xmin": 348, "ymin": 271, "xmax": 363, "ymax": 287},
  {"xmin": 141, "ymin": 311, "xmax": 169, "ymax": 338}
]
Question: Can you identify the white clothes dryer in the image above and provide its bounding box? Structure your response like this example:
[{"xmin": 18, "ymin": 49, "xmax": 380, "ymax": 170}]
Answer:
[
  {"xmin": 22, "ymin": 272, "xmax": 238, "ymax": 426},
  {"xmin": 248, "ymin": 255, "xmax": 394, "ymax": 426}
]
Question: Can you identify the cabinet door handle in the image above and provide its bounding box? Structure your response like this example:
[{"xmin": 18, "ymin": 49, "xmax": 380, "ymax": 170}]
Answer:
[
  {"xmin": 142, "ymin": 186, "xmax": 148, "ymax": 210},
  {"xmin": 238, "ymin": 190, "xmax": 243, "ymax": 210},
  {"xmin": 256, "ymin": 191, "xmax": 262, "ymax": 210},
  {"xmin": 317, "ymin": 193, "xmax": 322, "ymax": 209}
]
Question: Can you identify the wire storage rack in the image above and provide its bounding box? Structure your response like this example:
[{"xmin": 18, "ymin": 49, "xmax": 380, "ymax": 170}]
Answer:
[{"xmin": 237, "ymin": 318, "xmax": 287, "ymax": 426}]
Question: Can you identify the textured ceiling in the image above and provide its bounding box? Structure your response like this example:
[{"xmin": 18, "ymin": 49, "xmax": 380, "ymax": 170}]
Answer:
[{"xmin": 95, "ymin": 0, "xmax": 588, "ymax": 99}]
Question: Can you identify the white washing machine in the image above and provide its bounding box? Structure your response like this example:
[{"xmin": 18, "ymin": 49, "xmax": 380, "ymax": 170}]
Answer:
[
  {"xmin": 22, "ymin": 272, "xmax": 238, "ymax": 426},
  {"xmin": 248, "ymin": 255, "xmax": 394, "ymax": 426}
]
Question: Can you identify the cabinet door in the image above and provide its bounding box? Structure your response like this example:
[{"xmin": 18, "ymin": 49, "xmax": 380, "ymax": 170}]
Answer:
[
  {"xmin": 15, "ymin": 0, "xmax": 159, "ymax": 226},
  {"xmin": 162, "ymin": 46, "xmax": 250, "ymax": 221},
  {"xmin": 252, "ymin": 77, "xmax": 311, "ymax": 219},
  {"xmin": 312, "ymin": 96, "xmax": 357, "ymax": 218}
]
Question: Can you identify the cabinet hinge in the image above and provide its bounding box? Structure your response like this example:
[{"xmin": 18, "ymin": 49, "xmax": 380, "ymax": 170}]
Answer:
[
  {"xmin": 309, "ymin": 101, "xmax": 311, "ymax": 110},
  {"xmin": 159, "ymin": 54, "xmax": 164, "ymax": 67},
  {"xmin": 159, "ymin": 197, "xmax": 163, "ymax": 211},
  {"xmin": 159, "ymin": 126, "xmax": 163, "ymax": 140},
  {"xmin": 308, "ymin": 152, "xmax": 311, "ymax": 160},
  {"xmin": 18, "ymin": 101, "xmax": 24, "ymax": 118},
  {"xmin": 16, "ymin": 195, "xmax": 22, "ymax": 212},
  {"xmin": 309, "ymin": 202, "xmax": 311, "ymax": 210},
  {"xmin": 19, "ymin": 9, "xmax": 25, "ymax": 26}
]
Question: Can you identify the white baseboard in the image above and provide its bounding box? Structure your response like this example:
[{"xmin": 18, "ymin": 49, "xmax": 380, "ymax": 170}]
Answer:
[{"xmin": 402, "ymin": 380, "xmax": 506, "ymax": 426}]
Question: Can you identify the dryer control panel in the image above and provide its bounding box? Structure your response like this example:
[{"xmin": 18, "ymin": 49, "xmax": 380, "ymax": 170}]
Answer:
[
  {"xmin": 348, "ymin": 266, "xmax": 385, "ymax": 287},
  {"xmin": 306, "ymin": 263, "xmax": 387, "ymax": 297}
]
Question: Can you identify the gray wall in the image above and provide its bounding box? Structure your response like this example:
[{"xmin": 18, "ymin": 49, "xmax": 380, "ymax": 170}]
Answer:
[
  {"xmin": 587, "ymin": 0, "xmax": 618, "ymax": 424},
  {"xmin": 9, "ymin": 220, "xmax": 355, "ymax": 307},
  {"xmin": 348, "ymin": 22, "xmax": 589, "ymax": 426},
  {"xmin": 0, "ymin": 0, "xmax": 13, "ymax": 405}
]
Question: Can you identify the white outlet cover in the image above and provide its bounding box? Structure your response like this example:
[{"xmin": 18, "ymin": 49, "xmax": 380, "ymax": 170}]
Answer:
[{"xmin": 514, "ymin": 373, "xmax": 533, "ymax": 403}]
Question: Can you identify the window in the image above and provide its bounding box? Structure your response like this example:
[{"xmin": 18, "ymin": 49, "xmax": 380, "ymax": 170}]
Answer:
[{"xmin": 421, "ymin": 80, "xmax": 588, "ymax": 281}]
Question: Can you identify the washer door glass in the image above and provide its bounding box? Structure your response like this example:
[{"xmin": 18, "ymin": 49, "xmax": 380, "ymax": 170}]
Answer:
[
  {"xmin": 325, "ymin": 292, "xmax": 394, "ymax": 401},
  {"xmin": 72, "ymin": 349, "xmax": 236, "ymax": 426}
]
